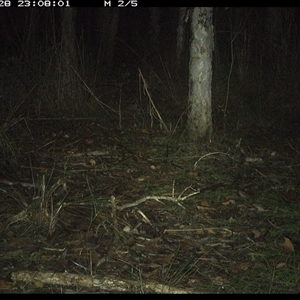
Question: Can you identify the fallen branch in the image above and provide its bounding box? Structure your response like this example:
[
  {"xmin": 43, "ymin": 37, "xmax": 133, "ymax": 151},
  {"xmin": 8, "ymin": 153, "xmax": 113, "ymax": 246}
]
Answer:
[
  {"xmin": 110, "ymin": 191, "xmax": 200, "ymax": 212},
  {"xmin": 11, "ymin": 270, "xmax": 203, "ymax": 293}
]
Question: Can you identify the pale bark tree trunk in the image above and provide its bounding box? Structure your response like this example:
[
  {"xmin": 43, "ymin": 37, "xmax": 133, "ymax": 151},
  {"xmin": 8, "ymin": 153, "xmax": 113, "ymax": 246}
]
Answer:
[{"xmin": 188, "ymin": 7, "xmax": 213, "ymax": 143}]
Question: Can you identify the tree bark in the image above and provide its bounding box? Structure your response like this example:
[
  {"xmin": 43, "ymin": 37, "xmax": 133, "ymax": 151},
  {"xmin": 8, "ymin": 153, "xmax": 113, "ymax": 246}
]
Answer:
[
  {"xmin": 11, "ymin": 270, "xmax": 203, "ymax": 293},
  {"xmin": 176, "ymin": 7, "xmax": 187, "ymax": 68},
  {"xmin": 187, "ymin": 7, "xmax": 213, "ymax": 143},
  {"xmin": 59, "ymin": 7, "xmax": 80, "ymax": 113},
  {"xmin": 150, "ymin": 7, "xmax": 161, "ymax": 51}
]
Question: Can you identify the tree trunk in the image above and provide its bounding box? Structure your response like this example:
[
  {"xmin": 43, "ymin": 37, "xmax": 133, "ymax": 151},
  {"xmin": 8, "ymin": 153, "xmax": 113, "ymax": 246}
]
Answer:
[
  {"xmin": 176, "ymin": 7, "xmax": 187, "ymax": 68},
  {"xmin": 98, "ymin": 8, "xmax": 120, "ymax": 69},
  {"xmin": 59, "ymin": 7, "xmax": 80, "ymax": 113},
  {"xmin": 187, "ymin": 7, "xmax": 213, "ymax": 143},
  {"xmin": 106, "ymin": 8, "xmax": 120, "ymax": 68},
  {"xmin": 149, "ymin": 7, "xmax": 161, "ymax": 52}
]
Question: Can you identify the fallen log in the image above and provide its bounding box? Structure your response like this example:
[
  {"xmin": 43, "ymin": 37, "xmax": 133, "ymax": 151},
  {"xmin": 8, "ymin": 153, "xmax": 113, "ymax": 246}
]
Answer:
[{"xmin": 11, "ymin": 271, "xmax": 203, "ymax": 293}]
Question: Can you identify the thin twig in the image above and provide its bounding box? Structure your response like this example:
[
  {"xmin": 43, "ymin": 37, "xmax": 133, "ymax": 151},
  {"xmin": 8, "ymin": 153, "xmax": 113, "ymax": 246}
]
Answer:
[
  {"xmin": 138, "ymin": 68, "xmax": 169, "ymax": 132},
  {"xmin": 110, "ymin": 196, "xmax": 119, "ymax": 244},
  {"xmin": 194, "ymin": 151, "xmax": 233, "ymax": 168},
  {"xmin": 111, "ymin": 189, "xmax": 200, "ymax": 212}
]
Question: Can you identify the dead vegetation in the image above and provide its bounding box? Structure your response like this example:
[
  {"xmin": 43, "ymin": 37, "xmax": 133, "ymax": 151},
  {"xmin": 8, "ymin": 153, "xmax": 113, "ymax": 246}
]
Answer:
[{"xmin": 0, "ymin": 116, "xmax": 300, "ymax": 293}]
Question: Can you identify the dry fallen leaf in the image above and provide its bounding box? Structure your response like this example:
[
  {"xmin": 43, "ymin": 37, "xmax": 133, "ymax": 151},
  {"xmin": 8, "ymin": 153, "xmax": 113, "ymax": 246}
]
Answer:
[
  {"xmin": 89, "ymin": 158, "xmax": 97, "ymax": 166},
  {"xmin": 213, "ymin": 276, "xmax": 230, "ymax": 285},
  {"xmin": 252, "ymin": 203, "xmax": 268, "ymax": 212},
  {"xmin": 234, "ymin": 263, "xmax": 249, "ymax": 271},
  {"xmin": 142, "ymin": 269, "xmax": 158, "ymax": 279},
  {"xmin": 222, "ymin": 199, "xmax": 236, "ymax": 206},
  {"xmin": 84, "ymin": 139, "xmax": 94, "ymax": 145},
  {"xmin": 200, "ymin": 199, "xmax": 210, "ymax": 207},
  {"xmin": 140, "ymin": 129, "xmax": 150, "ymax": 134},
  {"xmin": 137, "ymin": 175, "xmax": 151, "ymax": 181},
  {"xmin": 188, "ymin": 172, "xmax": 198, "ymax": 177},
  {"xmin": 252, "ymin": 229, "xmax": 261, "ymax": 239},
  {"xmin": 194, "ymin": 229, "xmax": 205, "ymax": 235},
  {"xmin": 282, "ymin": 237, "xmax": 294, "ymax": 253},
  {"xmin": 0, "ymin": 278, "xmax": 14, "ymax": 290},
  {"xmin": 207, "ymin": 229, "xmax": 217, "ymax": 235},
  {"xmin": 136, "ymin": 155, "xmax": 146, "ymax": 163},
  {"xmin": 196, "ymin": 205, "xmax": 216, "ymax": 211},
  {"xmin": 276, "ymin": 262, "xmax": 286, "ymax": 269},
  {"xmin": 154, "ymin": 253, "xmax": 174, "ymax": 264}
]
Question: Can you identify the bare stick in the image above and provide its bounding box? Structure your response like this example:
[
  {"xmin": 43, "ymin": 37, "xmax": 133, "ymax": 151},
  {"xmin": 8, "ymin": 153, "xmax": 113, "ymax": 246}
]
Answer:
[{"xmin": 138, "ymin": 68, "xmax": 169, "ymax": 132}]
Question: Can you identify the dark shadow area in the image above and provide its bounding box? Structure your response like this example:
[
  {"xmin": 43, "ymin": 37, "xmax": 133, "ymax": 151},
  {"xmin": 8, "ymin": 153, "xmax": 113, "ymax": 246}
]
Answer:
[{"xmin": 0, "ymin": 7, "xmax": 300, "ymax": 293}]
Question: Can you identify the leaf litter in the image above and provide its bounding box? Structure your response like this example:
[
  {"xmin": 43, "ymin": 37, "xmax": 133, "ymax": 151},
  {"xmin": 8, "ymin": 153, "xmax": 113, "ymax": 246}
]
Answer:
[{"xmin": 0, "ymin": 119, "xmax": 300, "ymax": 293}]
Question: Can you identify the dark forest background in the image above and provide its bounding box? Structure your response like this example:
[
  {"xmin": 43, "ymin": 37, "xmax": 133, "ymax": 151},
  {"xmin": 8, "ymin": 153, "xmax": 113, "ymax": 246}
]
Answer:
[{"xmin": 0, "ymin": 7, "xmax": 300, "ymax": 164}]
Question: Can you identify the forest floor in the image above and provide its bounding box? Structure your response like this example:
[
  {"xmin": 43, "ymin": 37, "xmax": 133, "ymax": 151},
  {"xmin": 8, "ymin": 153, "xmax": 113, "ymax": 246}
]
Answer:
[{"xmin": 0, "ymin": 115, "xmax": 300, "ymax": 294}]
